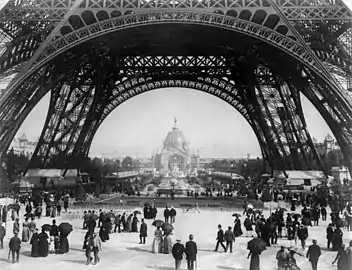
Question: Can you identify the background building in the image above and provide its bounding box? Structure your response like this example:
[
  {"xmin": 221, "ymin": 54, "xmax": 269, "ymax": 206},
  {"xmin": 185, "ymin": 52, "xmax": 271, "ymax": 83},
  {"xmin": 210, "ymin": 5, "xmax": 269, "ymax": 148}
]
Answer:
[{"xmin": 10, "ymin": 133, "xmax": 37, "ymax": 157}]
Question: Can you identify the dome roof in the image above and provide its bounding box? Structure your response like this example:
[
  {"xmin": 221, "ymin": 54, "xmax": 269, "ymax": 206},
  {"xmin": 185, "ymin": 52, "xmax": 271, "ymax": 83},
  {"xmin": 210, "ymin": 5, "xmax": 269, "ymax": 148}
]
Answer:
[{"xmin": 163, "ymin": 126, "xmax": 189, "ymax": 152}]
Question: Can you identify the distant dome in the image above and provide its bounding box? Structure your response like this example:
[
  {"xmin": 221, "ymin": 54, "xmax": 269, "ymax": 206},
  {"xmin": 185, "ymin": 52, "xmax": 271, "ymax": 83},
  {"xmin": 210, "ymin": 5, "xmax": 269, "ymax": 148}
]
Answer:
[{"xmin": 163, "ymin": 122, "xmax": 189, "ymax": 152}]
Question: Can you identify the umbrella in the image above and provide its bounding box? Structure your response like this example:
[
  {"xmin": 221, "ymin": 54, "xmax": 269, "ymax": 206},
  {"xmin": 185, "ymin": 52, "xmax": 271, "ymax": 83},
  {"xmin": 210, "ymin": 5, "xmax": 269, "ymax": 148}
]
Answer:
[
  {"xmin": 232, "ymin": 213, "xmax": 241, "ymax": 217},
  {"xmin": 289, "ymin": 246, "xmax": 304, "ymax": 256},
  {"xmin": 58, "ymin": 222, "xmax": 73, "ymax": 236},
  {"xmin": 92, "ymin": 214, "xmax": 99, "ymax": 220},
  {"xmin": 152, "ymin": 220, "xmax": 165, "ymax": 227},
  {"xmin": 247, "ymin": 238, "xmax": 267, "ymax": 254},
  {"xmin": 292, "ymin": 214, "xmax": 301, "ymax": 219},
  {"xmin": 247, "ymin": 204, "xmax": 254, "ymax": 209},
  {"xmin": 42, "ymin": 224, "xmax": 52, "ymax": 231},
  {"xmin": 134, "ymin": 210, "xmax": 142, "ymax": 215},
  {"xmin": 162, "ymin": 223, "xmax": 174, "ymax": 234}
]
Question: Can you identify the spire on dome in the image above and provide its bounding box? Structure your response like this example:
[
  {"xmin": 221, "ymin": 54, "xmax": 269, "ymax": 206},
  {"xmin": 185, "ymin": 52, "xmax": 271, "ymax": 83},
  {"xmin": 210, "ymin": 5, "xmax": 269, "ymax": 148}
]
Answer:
[{"xmin": 173, "ymin": 117, "xmax": 177, "ymax": 128}]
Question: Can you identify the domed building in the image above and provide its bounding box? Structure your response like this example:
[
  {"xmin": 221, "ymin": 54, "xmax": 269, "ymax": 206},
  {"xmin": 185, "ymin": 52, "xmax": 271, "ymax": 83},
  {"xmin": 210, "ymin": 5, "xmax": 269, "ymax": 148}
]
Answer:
[{"xmin": 160, "ymin": 119, "xmax": 191, "ymax": 175}]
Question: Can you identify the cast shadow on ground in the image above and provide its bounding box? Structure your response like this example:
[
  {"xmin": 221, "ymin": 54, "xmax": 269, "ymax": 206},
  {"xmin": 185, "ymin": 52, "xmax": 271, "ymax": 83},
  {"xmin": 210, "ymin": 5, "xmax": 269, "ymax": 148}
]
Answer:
[
  {"xmin": 62, "ymin": 259, "xmax": 86, "ymax": 265},
  {"xmin": 126, "ymin": 247, "xmax": 152, "ymax": 253},
  {"xmin": 22, "ymin": 251, "xmax": 32, "ymax": 257},
  {"xmin": 146, "ymin": 266, "xmax": 175, "ymax": 270},
  {"xmin": 0, "ymin": 258, "xmax": 10, "ymax": 263},
  {"xmin": 70, "ymin": 247, "xmax": 83, "ymax": 252},
  {"xmin": 217, "ymin": 266, "xmax": 246, "ymax": 270}
]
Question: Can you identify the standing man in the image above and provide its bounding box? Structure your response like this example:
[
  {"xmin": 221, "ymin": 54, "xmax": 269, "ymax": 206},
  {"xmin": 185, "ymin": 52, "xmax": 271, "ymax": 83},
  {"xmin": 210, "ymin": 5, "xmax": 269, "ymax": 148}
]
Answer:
[
  {"xmin": 0, "ymin": 221, "xmax": 5, "ymax": 249},
  {"xmin": 139, "ymin": 218, "xmax": 148, "ymax": 244},
  {"xmin": 306, "ymin": 239, "xmax": 321, "ymax": 270},
  {"xmin": 224, "ymin": 226, "xmax": 235, "ymax": 253},
  {"xmin": 326, "ymin": 223, "xmax": 334, "ymax": 249},
  {"xmin": 9, "ymin": 232, "xmax": 21, "ymax": 263},
  {"xmin": 185, "ymin": 234, "xmax": 197, "ymax": 270},
  {"xmin": 92, "ymin": 232, "xmax": 102, "ymax": 265},
  {"xmin": 164, "ymin": 206, "xmax": 170, "ymax": 223},
  {"xmin": 172, "ymin": 237, "xmax": 185, "ymax": 270},
  {"xmin": 114, "ymin": 214, "xmax": 121, "ymax": 233},
  {"xmin": 214, "ymin": 224, "xmax": 226, "ymax": 252},
  {"xmin": 170, "ymin": 207, "xmax": 177, "ymax": 224}
]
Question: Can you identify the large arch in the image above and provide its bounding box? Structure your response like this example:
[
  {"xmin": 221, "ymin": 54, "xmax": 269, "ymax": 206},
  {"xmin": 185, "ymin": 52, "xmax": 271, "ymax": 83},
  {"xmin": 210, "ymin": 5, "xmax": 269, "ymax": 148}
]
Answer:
[{"xmin": 0, "ymin": 16, "xmax": 351, "ymax": 174}]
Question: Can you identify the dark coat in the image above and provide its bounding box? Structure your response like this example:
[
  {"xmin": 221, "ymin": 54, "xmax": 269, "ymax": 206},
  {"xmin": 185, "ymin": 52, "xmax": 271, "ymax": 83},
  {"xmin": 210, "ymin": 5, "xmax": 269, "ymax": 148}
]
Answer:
[
  {"xmin": 59, "ymin": 236, "xmax": 69, "ymax": 253},
  {"xmin": 216, "ymin": 229, "xmax": 224, "ymax": 242},
  {"xmin": 164, "ymin": 209, "xmax": 170, "ymax": 218},
  {"xmin": 170, "ymin": 208, "xmax": 176, "ymax": 217},
  {"xmin": 140, "ymin": 222, "xmax": 148, "ymax": 237},
  {"xmin": 38, "ymin": 232, "xmax": 49, "ymax": 257},
  {"xmin": 172, "ymin": 242, "xmax": 185, "ymax": 260},
  {"xmin": 306, "ymin": 244, "xmax": 321, "ymax": 262},
  {"xmin": 234, "ymin": 219, "xmax": 243, "ymax": 237},
  {"xmin": 326, "ymin": 226, "xmax": 334, "ymax": 240},
  {"xmin": 298, "ymin": 227, "xmax": 308, "ymax": 240},
  {"xmin": 9, "ymin": 235, "xmax": 21, "ymax": 251},
  {"xmin": 224, "ymin": 229, "xmax": 235, "ymax": 242},
  {"xmin": 30, "ymin": 233, "xmax": 40, "ymax": 257},
  {"xmin": 0, "ymin": 225, "xmax": 5, "ymax": 238},
  {"xmin": 185, "ymin": 240, "xmax": 197, "ymax": 261},
  {"xmin": 50, "ymin": 224, "xmax": 59, "ymax": 237}
]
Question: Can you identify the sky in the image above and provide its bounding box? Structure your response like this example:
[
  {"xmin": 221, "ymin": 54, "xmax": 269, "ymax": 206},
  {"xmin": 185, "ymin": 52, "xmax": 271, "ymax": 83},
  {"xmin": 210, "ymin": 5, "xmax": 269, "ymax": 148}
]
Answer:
[{"xmin": 3, "ymin": 0, "xmax": 352, "ymax": 159}]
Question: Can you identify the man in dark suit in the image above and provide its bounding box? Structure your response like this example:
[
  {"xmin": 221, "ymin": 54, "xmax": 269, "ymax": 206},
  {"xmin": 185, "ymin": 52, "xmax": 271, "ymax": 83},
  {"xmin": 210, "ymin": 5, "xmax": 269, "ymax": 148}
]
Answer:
[
  {"xmin": 139, "ymin": 218, "xmax": 148, "ymax": 244},
  {"xmin": 214, "ymin": 224, "xmax": 226, "ymax": 252},
  {"xmin": 0, "ymin": 221, "xmax": 5, "ymax": 249},
  {"xmin": 224, "ymin": 226, "xmax": 235, "ymax": 253},
  {"xmin": 164, "ymin": 206, "xmax": 170, "ymax": 223},
  {"xmin": 326, "ymin": 223, "xmax": 334, "ymax": 249},
  {"xmin": 9, "ymin": 232, "xmax": 21, "ymax": 263},
  {"xmin": 185, "ymin": 234, "xmax": 197, "ymax": 270},
  {"xmin": 50, "ymin": 219, "xmax": 59, "ymax": 237},
  {"xmin": 172, "ymin": 237, "xmax": 185, "ymax": 270},
  {"xmin": 306, "ymin": 239, "xmax": 321, "ymax": 270}
]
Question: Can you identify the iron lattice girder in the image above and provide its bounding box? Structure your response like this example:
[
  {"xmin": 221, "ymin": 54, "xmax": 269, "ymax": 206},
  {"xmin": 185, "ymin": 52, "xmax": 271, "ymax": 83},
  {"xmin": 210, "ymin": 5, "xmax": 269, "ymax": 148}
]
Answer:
[
  {"xmin": 0, "ymin": 0, "xmax": 351, "ymax": 98},
  {"xmin": 1, "ymin": 0, "xmax": 351, "ymax": 21}
]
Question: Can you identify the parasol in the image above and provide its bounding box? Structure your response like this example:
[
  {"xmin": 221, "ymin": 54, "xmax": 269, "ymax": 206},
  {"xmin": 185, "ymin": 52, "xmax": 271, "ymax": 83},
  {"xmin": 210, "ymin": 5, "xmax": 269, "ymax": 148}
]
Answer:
[
  {"xmin": 92, "ymin": 214, "xmax": 99, "ymax": 220},
  {"xmin": 162, "ymin": 223, "xmax": 174, "ymax": 234},
  {"xmin": 289, "ymin": 246, "xmax": 304, "ymax": 256},
  {"xmin": 247, "ymin": 238, "xmax": 267, "ymax": 254},
  {"xmin": 247, "ymin": 204, "xmax": 254, "ymax": 209},
  {"xmin": 58, "ymin": 222, "xmax": 73, "ymax": 236},
  {"xmin": 302, "ymin": 217, "xmax": 310, "ymax": 226},
  {"xmin": 292, "ymin": 214, "xmax": 301, "ymax": 219},
  {"xmin": 134, "ymin": 210, "xmax": 142, "ymax": 215},
  {"xmin": 42, "ymin": 224, "xmax": 52, "ymax": 231},
  {"xmin": 232, "ymin": 213, "xmax": 242, "ymax": 217},
  {"xmin": 152, "ymin": 220, "xmax": 165, "ymax": 227}
]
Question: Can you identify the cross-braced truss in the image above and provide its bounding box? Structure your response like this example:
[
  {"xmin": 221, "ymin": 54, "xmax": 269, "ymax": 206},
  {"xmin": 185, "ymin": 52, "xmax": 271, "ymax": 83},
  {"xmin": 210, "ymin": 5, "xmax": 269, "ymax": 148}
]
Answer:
[{"xmin": 0, "ymin": 0, "xmax": 351, "ymax": 175}]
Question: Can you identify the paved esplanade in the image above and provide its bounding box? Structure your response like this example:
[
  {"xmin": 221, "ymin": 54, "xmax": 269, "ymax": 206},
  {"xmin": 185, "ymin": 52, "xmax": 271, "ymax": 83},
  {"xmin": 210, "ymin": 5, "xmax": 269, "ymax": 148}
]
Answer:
[{"xmin": 0, "ymin": 0, "xmax": 351, "ymax": 175}]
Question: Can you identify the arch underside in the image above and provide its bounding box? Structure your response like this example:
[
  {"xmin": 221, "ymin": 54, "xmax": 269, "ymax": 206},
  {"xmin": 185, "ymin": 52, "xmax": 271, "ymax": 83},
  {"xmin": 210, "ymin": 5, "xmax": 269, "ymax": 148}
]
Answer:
[{"xmin": 0, "ymin": 23, "xmax": 351, "ymax": 174}]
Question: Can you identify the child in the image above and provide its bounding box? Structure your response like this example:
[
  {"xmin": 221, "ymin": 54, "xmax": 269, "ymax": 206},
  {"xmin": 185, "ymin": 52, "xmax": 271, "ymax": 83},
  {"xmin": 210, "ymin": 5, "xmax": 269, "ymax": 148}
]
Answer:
[
  {"xmin": 49, "ymin": 236, "xmax": 55, "ymax": 253},
  {"xmin": 54, "ymin": 236, "xmax": 60, "ymax": 254}
]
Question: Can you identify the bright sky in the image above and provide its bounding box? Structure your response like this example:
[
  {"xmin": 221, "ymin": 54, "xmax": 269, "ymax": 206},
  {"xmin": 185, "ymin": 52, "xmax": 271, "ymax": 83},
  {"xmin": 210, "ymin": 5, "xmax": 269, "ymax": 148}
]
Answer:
[{"xmin": 3, "ymin": 0, "xmax": 352, "ymax": 159}]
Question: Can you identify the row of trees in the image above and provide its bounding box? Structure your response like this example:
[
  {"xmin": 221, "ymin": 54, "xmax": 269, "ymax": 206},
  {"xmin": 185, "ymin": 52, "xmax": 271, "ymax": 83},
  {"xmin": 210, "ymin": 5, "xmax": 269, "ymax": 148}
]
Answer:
[{"xmin": 2, "ymin": 148, "xmax": 142, "ymax": 183}]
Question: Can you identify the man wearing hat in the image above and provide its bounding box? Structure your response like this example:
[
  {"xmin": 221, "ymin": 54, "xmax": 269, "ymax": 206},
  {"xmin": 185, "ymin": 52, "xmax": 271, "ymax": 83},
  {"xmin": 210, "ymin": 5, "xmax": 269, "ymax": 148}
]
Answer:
[
  {"xmin": 9, "ymin": 231, "xmax": 21, "ymax": 263},
  {"xmin": 306, "ymin": 239, "xmax": 321, "ymax": 270},
  {"xmin": 185, "ymin": 234, "xmax": 197, "ymax": 270},
  {"xmin": 172, "ymin": 237, "xmax": 185, "ymax": 270}
]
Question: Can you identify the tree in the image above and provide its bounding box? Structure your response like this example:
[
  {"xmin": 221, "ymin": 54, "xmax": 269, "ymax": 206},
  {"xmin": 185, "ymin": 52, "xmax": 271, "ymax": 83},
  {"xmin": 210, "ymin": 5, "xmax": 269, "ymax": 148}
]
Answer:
[
  {"xmin": 75, "ymin": 184, "xmax": 87, "ymax": 201},
  {"xmin": 122, "ymin": 156, "xmax": 133, "ymax": 169}
]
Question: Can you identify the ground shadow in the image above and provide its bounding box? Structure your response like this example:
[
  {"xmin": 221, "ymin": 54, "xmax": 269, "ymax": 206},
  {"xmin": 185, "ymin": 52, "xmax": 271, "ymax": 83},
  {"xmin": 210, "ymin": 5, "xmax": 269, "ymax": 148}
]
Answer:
[
  {"xmin": 70, "ymin": 247, "xmax": 83, "ymax": 252},
  {"xmin": 0, "ymin": 258, "xmax": 10, "ymax": 263},
  {"xmin": 61, "ymin": 259, "xmax": 85, "ymax": 265},
  {"xmin": 217, "ymin": 266, "xmax": 245, "ymax": 270},
  {"xmin": 22, "ymin": 251, "xmax": 32, "ymax": 257},
  {"xmin": 126, "ymin": 247, "xmax": 152, "ymax": 253},
  {"xmin": 198, "ymin": 248, "xmax": 215, "ymax": 252},
  {"xmin": 146, "ymin": 266, "xmax": 175, "ymax": 270}
]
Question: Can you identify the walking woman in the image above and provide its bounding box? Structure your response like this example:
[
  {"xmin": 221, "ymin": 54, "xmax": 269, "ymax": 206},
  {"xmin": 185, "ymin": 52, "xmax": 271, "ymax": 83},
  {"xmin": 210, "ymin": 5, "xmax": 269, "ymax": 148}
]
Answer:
[
  {"xmin": 247, "ymin": 250, "xmax": 260, "ymax": 270},
  {"xmin": 152, "ymin": 226, "xmax": 163, "ymax": 253},
  {"xmin": 22, "ymin": 218, "xmax": 30, "ymax": 242}
]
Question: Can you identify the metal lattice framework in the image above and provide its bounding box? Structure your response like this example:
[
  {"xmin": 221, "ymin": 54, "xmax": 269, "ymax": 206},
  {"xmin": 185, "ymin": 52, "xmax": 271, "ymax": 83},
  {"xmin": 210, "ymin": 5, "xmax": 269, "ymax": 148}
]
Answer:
[{"xmin": 0, "ymin": 0, "xmax": 351, "ymax": 175}]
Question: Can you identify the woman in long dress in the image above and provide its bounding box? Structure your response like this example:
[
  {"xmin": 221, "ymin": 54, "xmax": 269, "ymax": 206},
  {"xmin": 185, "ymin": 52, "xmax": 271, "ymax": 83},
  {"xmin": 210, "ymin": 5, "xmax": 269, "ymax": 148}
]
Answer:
[
  {"xmin": 127, "ymin": 215, "xmax": 133, "ymax": 232},
  {"xmin": 163, "ymin": 232, "xmax": 173, "ymax": 254},
  {"xmin": 38, "ymin": 229, "xmax": 49, "ymax": 257},
  {"xmin": 30, "ymin": 229, "xmax": 40, "ymax": 257},
  {"xmin": 248, "ymin": 250, "xmax": 260, "ymax": 270},
  {"xmin": 131, "ymin": 215, "xmax": 139, "ymax": 232},
  {"xmin": 59, "ymin": 234, "xmax": 70, "ymax": 254},
  {"xmin": 152, "ymin": 226, "xmax": 163, "ymax": 253},
  {"xmin": 234, "ymin": 217, "xmax": 243, "ymax": 237},
  {"xmin": 13, "ymin": 218, "xmax": 20, "ymax": 234},
  {"xmin": 22, "ymin": 218, "xmax": 30, "ymax": 242}
]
